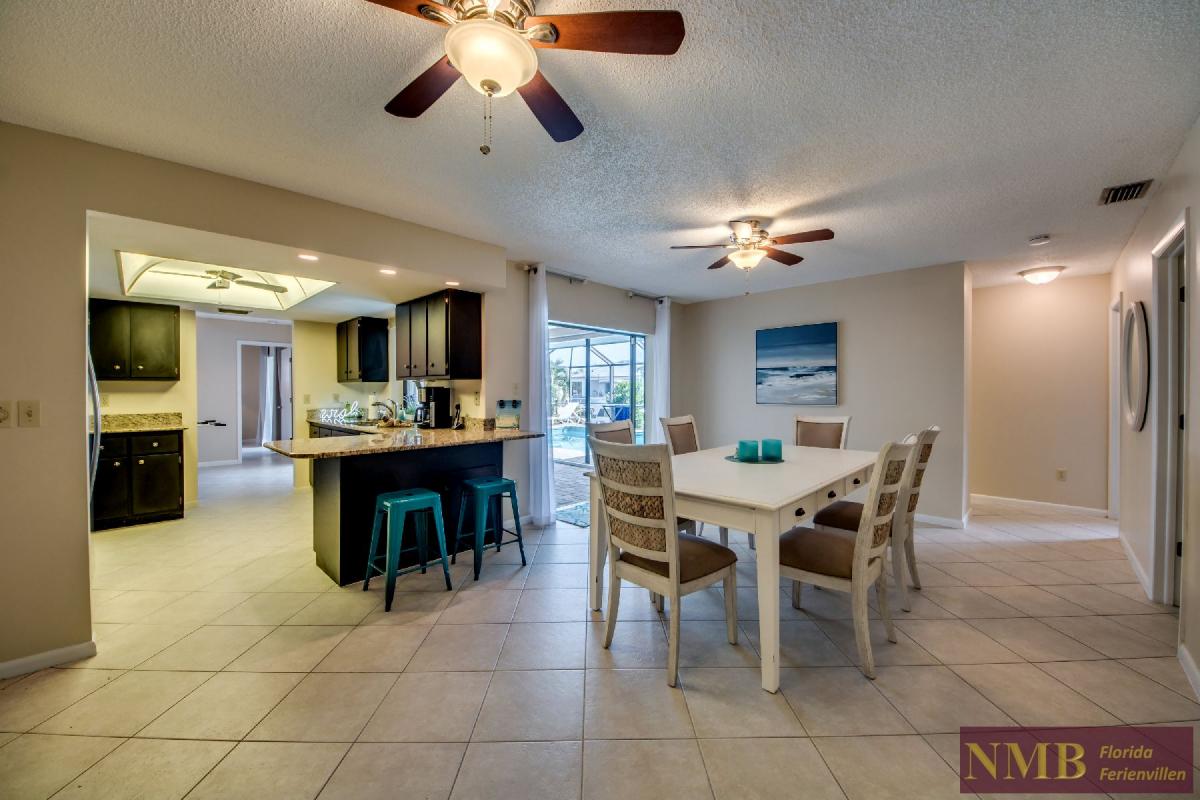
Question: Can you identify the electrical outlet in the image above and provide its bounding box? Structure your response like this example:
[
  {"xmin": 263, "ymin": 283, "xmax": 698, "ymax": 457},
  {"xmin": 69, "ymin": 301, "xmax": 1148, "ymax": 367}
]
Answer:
[
  {"xmin": 17, "ymin": 400, "xmax": 40, "ymax": 428},
  {"xmin": 0, "ymin": 400, "xmax": 12, "ymax": 428},
  {"xmin": 1056, "ymin": 468, "xmax": 1067, "ymax": 482},
  {"xmin": 473, "ymin": 392, "xmax": 480, "ymax": 407}
]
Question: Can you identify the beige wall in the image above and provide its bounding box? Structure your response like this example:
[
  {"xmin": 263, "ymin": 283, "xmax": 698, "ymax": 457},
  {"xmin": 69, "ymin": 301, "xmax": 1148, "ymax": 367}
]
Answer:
[
  {"xmin": 970, "ymin": 275, "xmax": 1110, "ymax": 509},
  {"xmin": 547, "ymin": 272, "xmax": 656, "ymax": 335},
  {"xmin": 98, "ymin": 309, "xmax": 200, "ymax": 504},
  {"xmin": 0, "ymin": 121, "xmax": 505, "ymax": 670},
  {"xmin": 672, "ymin": 262, "xmax": 971, "ymax": 523},
  {"xmin": 1110, "ymin": 115, "xmax": 1200, "ymax": 674}
]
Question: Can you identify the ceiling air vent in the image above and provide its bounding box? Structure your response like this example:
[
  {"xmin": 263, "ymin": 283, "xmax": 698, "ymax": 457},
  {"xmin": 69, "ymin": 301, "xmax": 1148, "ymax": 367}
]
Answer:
[
  {"xmin": 1099, "ymin": 180, "xmax": 1152, "ymax": 205},
  {"xmin": 217, "ymin": 307, "xmax": 252, "ymax": 315}
]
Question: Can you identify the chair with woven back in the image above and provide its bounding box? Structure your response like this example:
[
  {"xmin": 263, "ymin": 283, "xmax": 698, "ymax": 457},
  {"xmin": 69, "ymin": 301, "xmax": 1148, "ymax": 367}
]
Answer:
[
  {"xmin": 794, "ymin": 415, "xmax": 851, "ymax": 449},
  {"xmin": 779, "ymin": 439, "xmax": 912, "ymax": 678},
  {"xmin": 589, "ymin": 419, "xmax": 633, "ymax": 444},
  {"xmin": 591, "ymin": 436, "xmax": 739, "ymax": 687},
  {"xmin": 660, "ymin": 415, "xmax": 730, "ymax": 548}
]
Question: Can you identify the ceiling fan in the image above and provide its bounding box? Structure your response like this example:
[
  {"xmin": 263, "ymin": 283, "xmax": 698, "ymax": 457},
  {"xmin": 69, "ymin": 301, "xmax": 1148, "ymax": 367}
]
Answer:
[
  {"xmin": 158, "ymin": 268, "xmax": 289, "ymax": 294},
  {"xmin": 671, "ymin": 220, "xmax": 835, "ymax": 271},
  {"xmin": 368, "ymin": 0, "xmax": 686, "ymax": 147}
]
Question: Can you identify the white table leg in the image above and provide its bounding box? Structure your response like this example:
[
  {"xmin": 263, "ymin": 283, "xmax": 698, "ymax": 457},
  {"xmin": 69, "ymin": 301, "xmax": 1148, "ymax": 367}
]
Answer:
[
  {"xmin": 588, "ymin": 474, "xmax": 607, "ymax": 611},
  {"xmin": 753, "ymin": 509, "xmax": 781, "ymax": 693}
]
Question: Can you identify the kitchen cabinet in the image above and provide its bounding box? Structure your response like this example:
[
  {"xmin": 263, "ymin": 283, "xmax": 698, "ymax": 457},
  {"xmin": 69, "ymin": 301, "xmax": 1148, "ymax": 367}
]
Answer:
[
  {"xmin": 90, "ymin": 430, "xmax": 184, "ymax": 530},
  {"xmin": 337, "ymin": 317, "xmax": 389, "ymax": 383},
  {"xmin": 395, "ymin": 289, "xmax": 482, "ymax": 380},
  {"xmin": 89, "ymin": 299, "xmax": 180, "ymax": 381}
]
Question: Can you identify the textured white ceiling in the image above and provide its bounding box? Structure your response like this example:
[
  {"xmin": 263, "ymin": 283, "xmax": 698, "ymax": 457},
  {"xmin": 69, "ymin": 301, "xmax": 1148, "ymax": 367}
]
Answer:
[{"xmin": 4, "ymin": 0, "xmax": 1199, "ymax": 300}]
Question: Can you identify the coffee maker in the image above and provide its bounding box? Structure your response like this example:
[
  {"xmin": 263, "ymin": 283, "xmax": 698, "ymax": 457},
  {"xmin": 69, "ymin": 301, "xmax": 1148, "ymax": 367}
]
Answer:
[{"xmin": 416, "ymin": 386, "xmax": 453, "ymax": 429}]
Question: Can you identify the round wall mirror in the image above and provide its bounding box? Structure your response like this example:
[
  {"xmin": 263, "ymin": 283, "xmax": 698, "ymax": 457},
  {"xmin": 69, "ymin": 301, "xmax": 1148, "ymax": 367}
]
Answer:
[{"xmin": 1122, "ymin": 301, "xmax": 1150, "ymax": 431}]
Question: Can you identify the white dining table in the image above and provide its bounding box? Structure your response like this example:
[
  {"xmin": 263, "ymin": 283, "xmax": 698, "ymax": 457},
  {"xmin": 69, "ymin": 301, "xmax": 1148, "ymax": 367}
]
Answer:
[{"xmin": 588, "ymin": 444, "xmax": 877, "ymax": 693}]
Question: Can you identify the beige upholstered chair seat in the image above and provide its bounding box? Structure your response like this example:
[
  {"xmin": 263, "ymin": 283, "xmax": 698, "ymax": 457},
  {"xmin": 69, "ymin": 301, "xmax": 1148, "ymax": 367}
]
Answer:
[
  {"xmin": 620, "ymin": 533, "xmax": 737, "ymax": 583},
  {"xmin": 779, "ymin": 526, "xmax": 857, "ymax": 579},
  {"xmin": 812, "ymin": 499, "xmax": 864, "ymax": 532}
]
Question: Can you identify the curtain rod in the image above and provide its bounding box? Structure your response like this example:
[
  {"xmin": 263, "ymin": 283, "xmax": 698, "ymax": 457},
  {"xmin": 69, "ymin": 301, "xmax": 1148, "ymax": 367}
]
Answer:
[{"xmin": 522, "ymin": 263, "xmax": 665, "ymax": 302}]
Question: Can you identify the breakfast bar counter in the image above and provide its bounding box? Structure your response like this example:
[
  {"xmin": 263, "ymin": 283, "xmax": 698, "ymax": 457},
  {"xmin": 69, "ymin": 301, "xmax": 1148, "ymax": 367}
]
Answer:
[{"xmin": 265, "ymin": 428, "xmax": 542, "ymax": 585}]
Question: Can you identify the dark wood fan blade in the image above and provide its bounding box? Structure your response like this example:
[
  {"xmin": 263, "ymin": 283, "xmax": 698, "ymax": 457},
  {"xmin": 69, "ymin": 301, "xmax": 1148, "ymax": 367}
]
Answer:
[
  {"xmin": 707, "ymin": 256, "xmax": 731, "ymax": 270},
  {"xmin": 517, "ymin": 71, "xmax": 583, "ymax": 142},
  {"xmin": 524, "ymin": 11, "xmax": 685, "ymax": 54},
  {"xmin": 385, "ymin": 56, "xmax": 460, "ymax": 118},
  {"xmin": 363, "ymin": 0, "xmax": 453, "ymax": 24},
  {"xmin": 770, "ymin": 228, "xmax": 835, "ymax": 246},
  {"xmin": 670, "ymin": 244, "xmax": 732, "ymax": 250},
  {"xmin": 763, "ymin": 247, "xmax": 803, "ymax": 266}
]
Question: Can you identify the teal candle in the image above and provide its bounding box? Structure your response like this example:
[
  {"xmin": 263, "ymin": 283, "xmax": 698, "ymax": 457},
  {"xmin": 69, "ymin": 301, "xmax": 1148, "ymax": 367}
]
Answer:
[
  {"xmin": 737, "ymin": 439, "xmax": 759, "ymax": 461},
  {"xmin": 762, "ymin": 438, "xmax": 783, "ymax": 462}
]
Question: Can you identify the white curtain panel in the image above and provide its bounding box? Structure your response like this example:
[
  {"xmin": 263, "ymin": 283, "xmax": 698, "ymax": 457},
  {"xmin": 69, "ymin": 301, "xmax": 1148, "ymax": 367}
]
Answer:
[
  {"xmin": 649, "ymin": 297, "xmax": 671, "ymax": 443},
  {"xmin": 528, "ymin": 266, "xmax": 557, "ymax": 525}
]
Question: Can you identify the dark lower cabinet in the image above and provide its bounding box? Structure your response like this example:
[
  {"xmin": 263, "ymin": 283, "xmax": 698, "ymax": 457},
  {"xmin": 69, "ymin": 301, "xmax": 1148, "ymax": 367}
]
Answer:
[{"xmin": 91, "ymin": 430, "xmax": 184, "ymax": 530}]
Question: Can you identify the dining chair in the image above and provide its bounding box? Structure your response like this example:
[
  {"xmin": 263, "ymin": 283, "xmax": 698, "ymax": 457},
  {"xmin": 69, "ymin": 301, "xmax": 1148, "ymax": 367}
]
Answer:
[
  {"xmin": 794, "ymin": 415, "xmax": 851, "ymax": 449},
  {"xmin": 660, "ymin": 415, "xmax": 730, "ymax": 548},
  {"xmin": 591, "ymin": 436, "xmax": 739, "ymax": 687},
  {"xmin": 779, "ymin": 439, "xmax": 912, "ymax": 679},
  {"xmin": 589, "ymin": 419, "xmax": 633, "ymax": 444}
]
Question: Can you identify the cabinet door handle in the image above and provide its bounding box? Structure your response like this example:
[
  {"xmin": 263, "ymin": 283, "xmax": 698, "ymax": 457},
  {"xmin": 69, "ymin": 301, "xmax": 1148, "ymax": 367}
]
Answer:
[
  {"xmin": 137, "ymin": 459, "xmax": 145, "ymax": 465},
  {"xmin": 113, "ymin": 364, "xmax": 121, "ymax": 370},
  {"xmin": 152, "ymin": 441, "xmax": 159, "ymax": 447},
  {"xmin": 852, "ymin": 478, "xmax": 861, "ymax": 485},
  {"xmin": 794, "ymin": 507, "xmax": 805, "ymax": 517},
  {"xmin": 827, "ymin": 490, "xmax": 837, "ymax": 499},
  {"xmin": 113, "ymin": 461, "xmax": 121, "ymax": 467},
  {"xmin": 137, "ymin": 365, "xmax": 144, "ymax": 370}
]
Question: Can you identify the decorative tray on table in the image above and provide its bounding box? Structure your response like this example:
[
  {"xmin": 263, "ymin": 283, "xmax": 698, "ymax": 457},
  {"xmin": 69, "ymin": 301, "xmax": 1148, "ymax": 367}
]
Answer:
[{"xmin": 724, "ymin": 454, "xmax": 784, "ymax": 464}]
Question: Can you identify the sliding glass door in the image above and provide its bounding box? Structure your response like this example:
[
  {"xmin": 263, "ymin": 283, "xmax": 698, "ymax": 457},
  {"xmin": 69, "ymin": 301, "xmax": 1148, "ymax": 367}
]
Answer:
[{"xmin": 547, "ymin": 323, "xmax": 645, "ymax": 465}]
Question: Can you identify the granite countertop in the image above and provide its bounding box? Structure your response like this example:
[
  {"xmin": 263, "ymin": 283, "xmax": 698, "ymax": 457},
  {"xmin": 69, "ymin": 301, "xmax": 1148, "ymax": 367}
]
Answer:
[
  {"xmin": 311, "ymin": 419, "xmax": 415, "ymax": 435},
  {"xmin": 264, "ymin": 428, "xmax": 542, "ymax": 459},
  {"xmin": 90, "ymin": 412, "xmax": 187, "ymax": 434}
]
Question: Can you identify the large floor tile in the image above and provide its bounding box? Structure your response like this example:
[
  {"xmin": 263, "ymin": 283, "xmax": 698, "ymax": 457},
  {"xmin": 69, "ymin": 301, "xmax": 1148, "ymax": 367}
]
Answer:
[
  {"xmin": 514, "ymin": 588, "xmax": 590, "ymax": 622},
  {"xmin": 358, "ymin": 591, "xmax": 452, "ymax": 626},
  {"xmin": 1039, "ymin": 616, "xmax": 1176, "ymax": 659},
  {"xmin": 0, "ymin": 734, "xmax": 122, "ymax": 800},
  {"xmin": 91, "ymin": 591, "xmax": 189, "ymax": 623},
  {"xmin": 136, "ymin": 625, "xmax": 274, "ymax": 670},
  {"xmin": 978, "ymin": 586, "xmax": 1093, "ymax": 617},
  {"xmin": 34, "ymin": 671, "xmax": 211, "ymax": 737},
  {"xmin": 0, "ymin": 669, "xmax": 123, "ymax": 732},
  {"xmin": 870, "ymin": 665, "xmax": 1013, "ymax": 732},
  {"xmin": 318, "ymin": 742, "xmax": 464, "ymax": 800},
  {"xmin": 815, "ymin": 734, "xmax": 962, "ymax": 800},
  {"xmin": 586, "ymin": 619, "xmax": 669, "ymax": 669},
  {"xmin": 1121, "ymin": 656, "xmax": 1198, "ymax": 699},
  {"xmin": 935, "ymin": 562, "xmax": 1029, "ymax": 587},
  {"xmin": 450, "ymin": 741, "xmax": 582, "ymax": 800},
  {"xmin": 524, "ymin": 563, "xmax": 589, "ymax": 589},
  {"xmin": 584, "ymin": 669, "xmax": 694, "ymax": 739},
  {"xmin": 67, "ymin": 624, "xmax": 196, "ymax": 670},
  {"xmin": 699, "ymin": 737, "xmax": 844, "ymax": 800},
  {"xmin": 139, "ymin": 592, "xmax": 254, "ymax": 626},
  {"xmin": 679, "ymin": 668, "xmax": 804, "ymax": 738},
  {"xmin": 283, "ymin": 592, "xmax": 382, "ymax": 625},
  {"xmin": 950, "ymin": 663, "xmax": 1120, "ymax": 726},
  {"xmin": 582, "ymin": 739, "xmax": 713, "ymax": 800},
  {"xmin": 137, "ymin": 672, "xmax": 304, "ymax": 740},
  {"xmin": 676, "ymin": 621, "xmax": 758, "ymax": 667},
  {"xmin": 744, "ymin": 621, "xmax": 850, "ymax": 667},
  {"xmin": 816, "ymin": 619, "xmax": 939, "ymax": 666},
  {"xmin": 535, "ymin": 544, "xmax": 590, "ymax": 564},
  {"xmin": 920, "ymin": 587, "xmax": 1025, "ymax": 618},
  {"xmin": 473, "ymin": 669, "xmax": 583, "ymax": 741},
  {"xmin": 894, "ymin": 619, "xmax": 1022, "ymax": 664},
  {"xmin": 779, "ymin": 667, "xmax": 912, "ymax": 736},
  {"xmin": 498, "ymin": 622, "xmax": 586, "ymax": 670},
  {"xmin": 314, "ymin": 624, "xmax": 430, "ymax": 672},
  {"xmin": 211, "ymin": 593, "xmax": 322, "ymax": 625},
  {"xmin": 248, "ymin": 672, "xmax": 396, "ymax": 742},
  {"xmin": 224, "ymin": 625, "xmax": 352, "ymax": 671},
  {"xmin": 1109, "ymin": 614, "xmax": 1180, "ymax": 646},
  {"xmin": 987, "ymin": 561, "xmax": 1084, "ymax": 585},
  {"xmin": 965, "ymin": 618, "xmax": 1105, "ymax": 662},
  {"xmin": 52, "ymin": 738, "xmax": 233, "ymax": 800},
  {"xmin": 1040, "ymin": 584, "xmax": 1166, "ymax": 615},
  {"xmin": 1037, "ymin": 660, "xmax": 1200, "ymax": 722},
  {"xmin": 186, "ymin": 741, "xmax": 348, "ymax": 800},
  {"xmin": 359, "ymin": 671, "xmax": 490, "ymax": 742},
  {"xmin": 405, "ymin": 624, "xmax": 509, "ymax": 672},
  {"xmin": 438, "ymin": 589, "xmax": 522, "ymax": 624}
]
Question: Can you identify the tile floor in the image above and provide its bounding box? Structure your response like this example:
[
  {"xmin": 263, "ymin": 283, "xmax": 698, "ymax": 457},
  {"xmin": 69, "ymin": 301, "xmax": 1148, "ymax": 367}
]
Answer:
[{"xmin": 1, "ymin": 453, "xmax": 1195, "ymax": 799}]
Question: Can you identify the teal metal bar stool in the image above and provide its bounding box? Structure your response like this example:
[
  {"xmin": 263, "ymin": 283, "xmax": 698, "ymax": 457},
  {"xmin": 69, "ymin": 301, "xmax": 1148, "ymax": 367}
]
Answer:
[
  {"xmin": 452, "ymin": 477, "xmax": 526, "ymax": 580},
  {"xmin": 364, "ymin": 488, "xmax": 452, "ymax": 610}
]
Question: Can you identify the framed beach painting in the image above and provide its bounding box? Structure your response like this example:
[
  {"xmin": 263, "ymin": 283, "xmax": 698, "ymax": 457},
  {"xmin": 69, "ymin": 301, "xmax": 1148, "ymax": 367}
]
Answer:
[{"xmin": 755, "ymin": 322, "xmax": 838, "ymax": 405}]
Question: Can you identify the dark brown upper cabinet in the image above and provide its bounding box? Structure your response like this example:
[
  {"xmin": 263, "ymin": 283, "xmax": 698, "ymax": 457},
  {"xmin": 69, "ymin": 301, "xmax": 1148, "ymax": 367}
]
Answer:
[
  {"xmin": 337, "ymin": 317, "xmax": 389, "ymax": 383},
  {"xmin": 396, "ymin": 289, "xmax": 482, "ymax": 380},
  {"xmin": 89, "ymin": 299, "xmax": 180, "ymax": 381}
]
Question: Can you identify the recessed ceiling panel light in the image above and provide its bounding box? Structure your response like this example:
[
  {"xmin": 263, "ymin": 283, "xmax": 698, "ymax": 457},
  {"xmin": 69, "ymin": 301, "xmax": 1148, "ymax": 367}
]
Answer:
[
  {"xmin": 445, "ymin": 280, "xmax": 461, "ymax": 286},
  {"xmin": 117, "ymin": 252, "xmax": 335, "ymax": 311},
  {"xmin": 298, "ymin": 253, "xmax": 319, "ymax": 261},
  {"xmin": 1019, "ymin": 266, "xmax": 1065, "ymax": 285},
  {"xmin": 379, "ymin": 268, "xmax": 397, "ymax": 275}
]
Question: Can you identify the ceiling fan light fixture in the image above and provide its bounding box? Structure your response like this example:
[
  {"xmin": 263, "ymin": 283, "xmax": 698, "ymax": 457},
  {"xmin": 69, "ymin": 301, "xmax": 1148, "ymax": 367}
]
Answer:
[
  {"xmin": 1019, "ymin": 266, "xmax": 1065, "ymax": 285},
  {"xmin": 444, "ymin": 19, "xmax": 537, "ymax": 98},
  {"xmin": 729, "ymin": 248, "xmax": 767, "ymax": 271}
]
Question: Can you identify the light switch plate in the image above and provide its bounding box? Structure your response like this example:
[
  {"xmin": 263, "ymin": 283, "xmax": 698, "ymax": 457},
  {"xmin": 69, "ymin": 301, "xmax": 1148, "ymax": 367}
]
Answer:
[
  {"xmin": 17, "ymin": 400, "xmax": 40, "ymax": 428},
  {"xmin": 0, "ymin": 400, "xmax": 12, "ymax": 428}
]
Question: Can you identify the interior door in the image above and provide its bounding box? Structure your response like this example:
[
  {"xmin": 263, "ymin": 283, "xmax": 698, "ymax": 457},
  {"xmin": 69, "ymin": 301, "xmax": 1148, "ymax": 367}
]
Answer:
[
  {"xmin": 277, "ymin": 346, "xmax": 293, "ymax": 440},
  {"xmin": 426, "ymin": 294, "xmax": 448, "ymax": 377},
  {"xmin": 129, "ymin": 304, "xmax": 178, "ymax": 378}
]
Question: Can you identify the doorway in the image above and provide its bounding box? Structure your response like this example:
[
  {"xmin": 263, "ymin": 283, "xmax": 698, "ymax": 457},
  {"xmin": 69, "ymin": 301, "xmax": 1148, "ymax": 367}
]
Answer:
[{"xmin": 238, "ymin": 343, "xmax": 292, "ymax": 461}]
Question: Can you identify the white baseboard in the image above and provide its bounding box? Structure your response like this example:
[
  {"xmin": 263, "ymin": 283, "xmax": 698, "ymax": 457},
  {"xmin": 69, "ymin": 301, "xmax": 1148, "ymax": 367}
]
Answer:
[
  {"xmin": 1179, "ymin": 643, "xmax": 1200, "ymax": 702},
  {"xmin": 198, "ymin": 459, "xmax": 239, "ymax": 468},
  {"xmin": 916, "ymin": 512, "xmax": 968, "ymax": 529},
  {"xmin": 970, "ymin": 493, "xmax": 1108, "ymax": 517},
  {"xmin": 0, "ymin": 640, "xmax": 96, "ymax": 679},
  {"xmin": 1118, "ymin": 533, "xmax": 1155, "ymax": 600}
]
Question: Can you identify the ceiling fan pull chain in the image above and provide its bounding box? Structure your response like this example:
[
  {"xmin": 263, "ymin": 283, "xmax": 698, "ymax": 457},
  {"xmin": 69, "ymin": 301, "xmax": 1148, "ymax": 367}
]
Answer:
[{"xmin": 480, "ymin": 90, "xmax": 493, "ymax": 156}]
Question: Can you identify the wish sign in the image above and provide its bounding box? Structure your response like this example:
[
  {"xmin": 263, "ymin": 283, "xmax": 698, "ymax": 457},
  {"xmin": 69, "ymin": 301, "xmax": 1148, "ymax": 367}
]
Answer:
[{"xmin": 960, "ymin": 726, "xmax": 1193, "ymax": 794}]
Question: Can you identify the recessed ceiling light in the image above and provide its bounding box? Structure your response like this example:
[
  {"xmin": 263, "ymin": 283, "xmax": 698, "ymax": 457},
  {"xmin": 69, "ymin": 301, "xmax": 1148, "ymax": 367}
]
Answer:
[
  {"xmin": 298, "ymin": 253, "xmax": 319, "ymax": 261},
  {"xmin": 445, "ymin": 280, "xmax": 461, "ymax": 286},
  {"xmin": 1027, "ymin": 235, "xmax": 1051, "ymax": 247},
  {"xmin": 379, "ymin": 268, "xmax": 397, "ymax": 275},
  {"xmin": 1019, "ymin": 266, "xmax": 1065, "ymax": 285}
]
